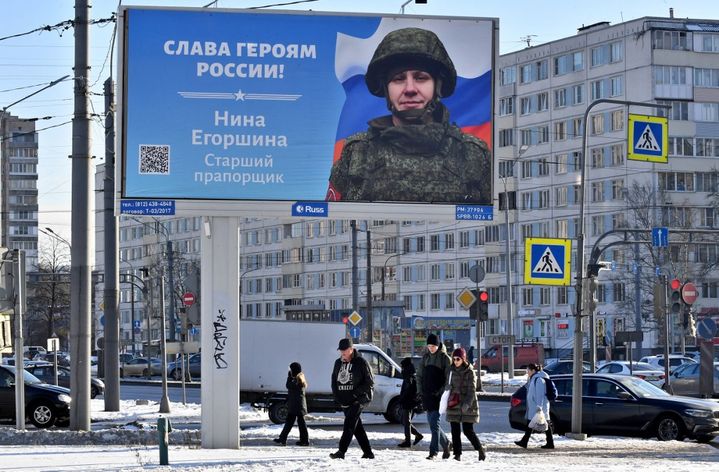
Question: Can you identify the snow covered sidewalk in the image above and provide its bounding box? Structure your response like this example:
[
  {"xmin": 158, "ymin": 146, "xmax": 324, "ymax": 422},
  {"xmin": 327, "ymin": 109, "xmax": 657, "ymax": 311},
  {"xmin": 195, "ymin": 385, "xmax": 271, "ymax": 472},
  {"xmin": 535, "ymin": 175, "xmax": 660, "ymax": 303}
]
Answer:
[{"xmin": 0, "ymin": 400, "xmax": 716, "ymax": 470}]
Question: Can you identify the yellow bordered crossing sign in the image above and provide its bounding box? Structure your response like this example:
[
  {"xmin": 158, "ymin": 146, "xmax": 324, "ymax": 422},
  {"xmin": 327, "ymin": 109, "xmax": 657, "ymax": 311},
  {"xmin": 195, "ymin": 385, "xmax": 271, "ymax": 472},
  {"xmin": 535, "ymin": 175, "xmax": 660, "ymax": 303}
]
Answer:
[
  {"xmin": 627, "ymin": 114, "xmax": 668, "ymax": 163},
  {"xmin": 524, "ymin": 238, "xmax": 572, "ymax": 286}
]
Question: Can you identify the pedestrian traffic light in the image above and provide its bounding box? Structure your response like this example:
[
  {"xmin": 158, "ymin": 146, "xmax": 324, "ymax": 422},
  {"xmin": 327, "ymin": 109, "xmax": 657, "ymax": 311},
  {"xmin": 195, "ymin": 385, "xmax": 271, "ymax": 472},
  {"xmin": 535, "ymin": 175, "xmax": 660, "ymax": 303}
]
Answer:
[
  {"xmin": 585, "ymin": 277, "xmax": 598, "ymax": 314},
  {"xmin": 669, "ymin": 278, "xmax": 683, "ymax": 315}
]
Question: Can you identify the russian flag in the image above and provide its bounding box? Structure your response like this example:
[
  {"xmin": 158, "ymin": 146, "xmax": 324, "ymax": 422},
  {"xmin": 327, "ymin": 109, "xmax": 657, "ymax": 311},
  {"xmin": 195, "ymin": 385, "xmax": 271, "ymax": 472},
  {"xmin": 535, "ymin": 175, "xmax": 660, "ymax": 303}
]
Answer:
[{"xmin": 331, "ymin": 18, "xmax": 494, "ymax": 165}]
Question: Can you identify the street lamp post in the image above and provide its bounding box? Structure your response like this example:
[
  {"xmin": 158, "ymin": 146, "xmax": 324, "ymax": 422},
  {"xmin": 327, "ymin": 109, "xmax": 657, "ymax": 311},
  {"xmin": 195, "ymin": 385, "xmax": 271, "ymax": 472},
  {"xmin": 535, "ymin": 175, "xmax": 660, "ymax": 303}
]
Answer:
[
  {"xmin": 159, "ymin": 275, "xmax": 171, "ymax": 413},
  {"xmin": 500, "ymin": 171, "xmax": 516, "ymax": 379}
]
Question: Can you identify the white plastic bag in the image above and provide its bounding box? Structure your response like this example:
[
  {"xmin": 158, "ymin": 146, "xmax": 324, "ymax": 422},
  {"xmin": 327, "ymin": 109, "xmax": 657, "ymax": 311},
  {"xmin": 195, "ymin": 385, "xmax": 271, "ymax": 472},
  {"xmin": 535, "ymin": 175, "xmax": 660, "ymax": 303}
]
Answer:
[
  {"xmin": 438, "ymin": 372, "xmax": 453, "ymax": 415},
  {"xmin": 528, "ymin": 408, "xmax": 548, "ymax": 433},
  {"xmin": 439, "ymin": 390, "xmax": 450, "ymax": 416}
]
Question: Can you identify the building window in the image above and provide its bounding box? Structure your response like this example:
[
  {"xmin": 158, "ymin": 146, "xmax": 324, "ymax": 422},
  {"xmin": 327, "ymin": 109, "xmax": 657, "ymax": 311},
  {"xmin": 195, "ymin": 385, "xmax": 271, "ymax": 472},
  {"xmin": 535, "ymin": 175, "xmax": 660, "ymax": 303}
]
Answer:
[
  {"xmin": 537, "ymin": 126, "xmax": 549, "ymax": 144},
  {"xmin": 572, "ymin": 117, "xmax": 583, "ymax": 137},
  {"xmin": 555, "ymin": 187, "xmax": 568, "ymax": 207},
  {"xmin": 572, "ymin": 84, "xmax": 584, "ymax": 105},
  {"xmin": 554, "ymin": 88, "xmax": 567, "ymax": 108},
  {"xmin": 499, "ymin": 96, "xmax": 514, "ymax": 115},
  {"xmin": 554, "ymin": 121, "xmax": 567, "ymax": 141},
  {"xmin": 591, "ymin": 114, "xmax": 604, "ymax": 135},
  {"xmin": 538, "ymin": 190, "xmax": 550, "ymax": 209},
  {"xmin": 521, "ymin": 128, "xmax": 532, "ymax": 146},
  {"xmin": 653, "ymin": 30, "xmax": 689, "ymax": 50},
  {"xmin": 556, "ymin": 219, "xmax": 568, "ymax": 238},
  {"xmin": 501, "ymin": 66, "xmax": 517, "ymax": 85},
  {"xmin": 611, "ymin": 110, "xmax": 624, "ymax": 131},
  {"xmin": 556, "ymin": 154, "xmax": 567, "ymax": 174},
  {"xmin": 522, "ymin": 288, "xmax": 534, "ymax": 306},
  {"xmin": 591, "ymin": 182, "xmax": 604, "ymax": 202},
  {"xmin": 657, "ymin": 100, "xmax": 689, "ymax": 120},
  {"xmin": 537, "ymin": 92, "xmax": 549, "ymax": 112},
  {"xmin": 654, "ymin": 66, "xmax": 688, "ymax": 85},
  {"xmin": 611, "ymin": 179, "xmax": 624, "ymax": 200},
  {"xmin": 498, "ymin": 129, "xmax": 514, "ymax": 147},
  {"xmin": 431, "ymin": 293, "xmax": 440, "ymax": 310},
  {"xmin": 610, "ymin": 76, "xmax": 623, "ymax": 97},
  {"xmin": 591, "ymin": 79, "xmax": 604, "ymax": 100},
  {"xmin": 591, "ymin": 147, "xmax": 604, "ymax": 168},
  {"xmin": 537, "ymin": 158, "xmax": 550, "ymax": 176},
  {"xmin": 540, "ymin": 288, "xmax": 551, "ymax": 305},
  {"xmin": 611, "ymin": 144, "xmax": 624, "ymax": 166}
]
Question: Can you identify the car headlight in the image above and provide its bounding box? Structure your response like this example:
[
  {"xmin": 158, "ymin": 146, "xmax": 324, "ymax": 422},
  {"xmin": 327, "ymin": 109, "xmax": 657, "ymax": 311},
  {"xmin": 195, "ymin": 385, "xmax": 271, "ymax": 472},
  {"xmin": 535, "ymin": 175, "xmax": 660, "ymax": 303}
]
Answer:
[
  {"xmin": 58, "ymin": 394, "xmax": 72, "ymax": 404},
  {"xmin": 684, "ymin": 409, "xmax": 712, "ymax": 418}
]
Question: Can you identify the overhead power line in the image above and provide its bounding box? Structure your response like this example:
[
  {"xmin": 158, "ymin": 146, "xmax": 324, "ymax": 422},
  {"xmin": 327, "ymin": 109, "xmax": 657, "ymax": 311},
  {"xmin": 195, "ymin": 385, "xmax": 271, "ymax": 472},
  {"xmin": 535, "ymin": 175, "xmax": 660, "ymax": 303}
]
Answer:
[{"xmin": 0, "ymin": 15, "xmax": 116, "ymax": 43}]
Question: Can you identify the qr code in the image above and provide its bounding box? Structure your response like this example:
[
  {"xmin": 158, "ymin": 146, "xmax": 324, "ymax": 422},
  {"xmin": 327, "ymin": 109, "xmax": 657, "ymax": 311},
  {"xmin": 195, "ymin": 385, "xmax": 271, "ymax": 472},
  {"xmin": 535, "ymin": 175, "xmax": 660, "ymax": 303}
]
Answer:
[{"xmin": 139, "ymin": 144, "xmax": 170, "ymax": 174}]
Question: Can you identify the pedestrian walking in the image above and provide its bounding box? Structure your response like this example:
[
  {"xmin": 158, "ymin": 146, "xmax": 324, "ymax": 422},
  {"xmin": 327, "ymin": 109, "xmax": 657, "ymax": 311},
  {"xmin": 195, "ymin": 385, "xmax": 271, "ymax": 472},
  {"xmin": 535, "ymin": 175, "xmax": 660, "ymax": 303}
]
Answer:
[
  {"xmin": 467, "ymin": 346, "xmax": 475, "ymax": 366},
  {"xmin": 417, "ymin": 333, "xmax": 452, "ymax": 460},
  {"xmin": 446, "ymin": 347, "xmax": 486, "ymax": 461},
  {"xmin": 514, "ymin": 363, "xmax": 555, "ymax": 449},
  {"xmin": 329, "ymin": 338, "xmax": 375, "ymax": 460},
  {"xmin": 397, "ymin": 357, "xmax": 424, "ymax": 448},
  {"xmin": 273, "ymin": 362, "xmax": 309, "ymax": 446}
]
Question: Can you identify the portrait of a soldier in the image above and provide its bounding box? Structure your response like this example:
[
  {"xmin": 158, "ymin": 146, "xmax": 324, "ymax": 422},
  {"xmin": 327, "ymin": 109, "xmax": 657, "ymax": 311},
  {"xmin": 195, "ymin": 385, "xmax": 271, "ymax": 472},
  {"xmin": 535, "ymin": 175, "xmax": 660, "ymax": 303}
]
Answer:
[{"xmin": 327, "ymin": 27, "xmax": 492, "ymax": 204}]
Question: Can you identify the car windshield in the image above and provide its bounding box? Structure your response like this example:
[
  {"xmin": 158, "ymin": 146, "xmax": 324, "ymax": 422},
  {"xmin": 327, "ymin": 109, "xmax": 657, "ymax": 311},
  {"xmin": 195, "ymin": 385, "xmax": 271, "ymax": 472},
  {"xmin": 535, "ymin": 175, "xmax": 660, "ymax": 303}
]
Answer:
[
  {"xmin": 616, "ymin": 375, "xmax": 670, "ymax": 398},
  {"xmin": 5, "ymin": 366, "xmax": 43, "ymax": 385}
]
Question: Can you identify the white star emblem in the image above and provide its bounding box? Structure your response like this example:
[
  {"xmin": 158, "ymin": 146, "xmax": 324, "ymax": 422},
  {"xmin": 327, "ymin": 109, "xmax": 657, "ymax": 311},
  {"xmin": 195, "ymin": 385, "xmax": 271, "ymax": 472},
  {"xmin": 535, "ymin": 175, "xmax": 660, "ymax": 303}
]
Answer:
[{"xmin": 234, "ymin": 90, "xmax": 246, "ymax": 101}]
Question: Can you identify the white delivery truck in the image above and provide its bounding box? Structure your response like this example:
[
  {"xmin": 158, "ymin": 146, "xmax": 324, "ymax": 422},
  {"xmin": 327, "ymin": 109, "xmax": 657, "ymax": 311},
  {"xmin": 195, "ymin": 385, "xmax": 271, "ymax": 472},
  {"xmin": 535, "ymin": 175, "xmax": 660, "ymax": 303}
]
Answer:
[{"xmin": 240, "ymin": 319, "xmax": 404, "ymax": 424}]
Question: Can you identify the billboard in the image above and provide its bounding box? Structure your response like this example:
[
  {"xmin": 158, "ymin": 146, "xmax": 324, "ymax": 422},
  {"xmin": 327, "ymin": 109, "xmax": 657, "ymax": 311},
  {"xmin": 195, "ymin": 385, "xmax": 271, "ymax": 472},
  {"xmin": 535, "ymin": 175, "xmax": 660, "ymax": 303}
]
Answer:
[{"xmin": 119, "ymin": 7, "xmax": 495, "ymax": 212}]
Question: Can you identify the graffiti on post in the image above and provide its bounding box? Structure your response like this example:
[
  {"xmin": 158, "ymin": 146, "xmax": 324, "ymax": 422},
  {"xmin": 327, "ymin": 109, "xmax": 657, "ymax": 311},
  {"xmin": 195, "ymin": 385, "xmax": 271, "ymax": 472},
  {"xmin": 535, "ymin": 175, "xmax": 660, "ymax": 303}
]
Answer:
[{"xmin": 213, "ymin": 308, "xmax": 228, "ymax": 369}]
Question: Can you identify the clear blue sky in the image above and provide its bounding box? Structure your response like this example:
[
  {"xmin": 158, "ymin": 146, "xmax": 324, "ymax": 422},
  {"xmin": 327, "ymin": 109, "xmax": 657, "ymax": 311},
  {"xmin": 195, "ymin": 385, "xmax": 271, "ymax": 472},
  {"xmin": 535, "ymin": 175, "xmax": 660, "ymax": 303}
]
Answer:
[{"xmin": 1, "ymin": 0, "xmax": 718, "ymax": 243}]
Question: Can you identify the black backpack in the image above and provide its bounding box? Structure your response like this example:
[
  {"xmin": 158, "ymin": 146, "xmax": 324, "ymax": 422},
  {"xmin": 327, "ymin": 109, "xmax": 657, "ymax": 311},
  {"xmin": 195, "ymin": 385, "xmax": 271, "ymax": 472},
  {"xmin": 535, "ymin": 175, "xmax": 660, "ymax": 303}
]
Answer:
[{"xmin": 544, "ymin": 377, "xmax": 558, "ymax": 401}]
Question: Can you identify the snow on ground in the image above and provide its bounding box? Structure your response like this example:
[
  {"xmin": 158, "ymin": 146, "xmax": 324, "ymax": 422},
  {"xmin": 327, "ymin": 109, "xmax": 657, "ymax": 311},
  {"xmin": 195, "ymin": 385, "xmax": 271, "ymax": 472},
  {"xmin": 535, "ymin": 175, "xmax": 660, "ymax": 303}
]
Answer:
[{"xmin": 0, "ymin": 400, "xmax": 716, "ymax": 471}]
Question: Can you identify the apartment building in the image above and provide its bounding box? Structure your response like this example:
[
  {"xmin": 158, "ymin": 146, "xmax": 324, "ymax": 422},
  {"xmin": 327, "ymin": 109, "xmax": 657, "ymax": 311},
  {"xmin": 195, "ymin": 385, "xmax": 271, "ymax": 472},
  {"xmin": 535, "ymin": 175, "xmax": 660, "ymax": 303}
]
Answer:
[{"xmin": 0, "ymin": 111, "xmax": 39, "ymax": 270}]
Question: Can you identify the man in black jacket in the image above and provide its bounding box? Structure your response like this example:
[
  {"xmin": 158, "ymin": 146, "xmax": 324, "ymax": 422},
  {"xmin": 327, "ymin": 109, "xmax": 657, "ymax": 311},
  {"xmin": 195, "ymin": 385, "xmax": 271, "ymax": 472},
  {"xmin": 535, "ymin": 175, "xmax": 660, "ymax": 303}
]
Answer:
[
  {"xmin": 329, "ymin": 338, "xmax": 375, "ymax": 459},
  {"xmin": 417, "ymin": 333, "xmax": 452, "ymax": 460}
]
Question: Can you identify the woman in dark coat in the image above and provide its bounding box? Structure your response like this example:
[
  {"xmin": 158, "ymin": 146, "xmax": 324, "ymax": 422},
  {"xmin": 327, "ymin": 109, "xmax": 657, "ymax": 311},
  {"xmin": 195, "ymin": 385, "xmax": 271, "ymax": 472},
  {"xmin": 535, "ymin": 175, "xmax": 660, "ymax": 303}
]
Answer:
[
  {"xmin": 397, "ymin": 357, "xmax": 424, "ymax": 448},
  {"xmin": 446, "ymin": 348, "xmax": 486, "ymax": 461},
  {"xmin": 274, "ymin": 362, "xmax": 309, "ymax": 446}
]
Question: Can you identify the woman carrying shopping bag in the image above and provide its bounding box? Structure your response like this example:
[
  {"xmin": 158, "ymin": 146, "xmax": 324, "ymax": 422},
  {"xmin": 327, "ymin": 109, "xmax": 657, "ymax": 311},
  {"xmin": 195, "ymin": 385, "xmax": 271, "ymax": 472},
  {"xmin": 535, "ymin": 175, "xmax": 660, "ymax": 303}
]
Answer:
[
  {"xmin": 515, "ymin": 363, "xmax": 555, "ymax": 449},
  {"xmin": 445, "ymin": 348, "xmax": 486, "ymax": 461}
]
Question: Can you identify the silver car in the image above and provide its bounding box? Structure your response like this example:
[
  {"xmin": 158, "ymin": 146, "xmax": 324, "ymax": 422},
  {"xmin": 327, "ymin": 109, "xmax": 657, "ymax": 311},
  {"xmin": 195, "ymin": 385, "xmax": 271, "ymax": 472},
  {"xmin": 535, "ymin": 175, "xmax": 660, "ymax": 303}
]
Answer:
[
  {"xmin": 664, "ymin": 362, "xmax": 719, "ymax": 398},
  {"xmin": 596, "ymin": 361, "xmax": 666, "ymax": 386}
]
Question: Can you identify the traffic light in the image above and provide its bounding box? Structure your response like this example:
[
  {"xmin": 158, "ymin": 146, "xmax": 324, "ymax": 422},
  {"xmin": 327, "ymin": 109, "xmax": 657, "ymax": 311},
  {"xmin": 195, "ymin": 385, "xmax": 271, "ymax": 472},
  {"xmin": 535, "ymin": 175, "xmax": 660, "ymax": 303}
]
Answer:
[
  {"xmin": 669, "ymin": 278, "xmax": 683, "ymax": 315},
  {"xmin": 471, "ymin": 289, "xmax": 489, "ymax": 321},
  {"xmin": 585, "ymin": 277, "xmax": 598, "ymax": 314}
]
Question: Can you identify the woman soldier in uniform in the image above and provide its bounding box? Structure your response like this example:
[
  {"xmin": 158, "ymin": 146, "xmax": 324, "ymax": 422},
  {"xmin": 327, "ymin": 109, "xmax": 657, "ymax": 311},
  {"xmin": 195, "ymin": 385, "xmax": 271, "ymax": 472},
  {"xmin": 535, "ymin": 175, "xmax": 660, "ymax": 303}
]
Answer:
[{"xmin": 327, "ymin": 27, "xmax": 491, "ymax": 204}]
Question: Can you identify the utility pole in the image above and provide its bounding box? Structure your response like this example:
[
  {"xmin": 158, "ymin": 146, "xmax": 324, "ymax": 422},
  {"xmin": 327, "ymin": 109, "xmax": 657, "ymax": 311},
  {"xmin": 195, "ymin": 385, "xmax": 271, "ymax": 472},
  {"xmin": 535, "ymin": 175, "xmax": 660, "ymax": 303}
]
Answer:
[
  {"xmin": 69, "ymin": 0, "xmax": 93, "ymax": 431},
  {"xmin": 366, "ymin": 229, "xmax": 372, "ymax": 344},
  {"xmin": 103, "ymin": 78, "xmax": 120, "ymax": 411},
  {"xmin": 167, "ymin": 240, "xmax": 176, "ymax": 341},
  {"xmin": 351, "ymin": 220, "xmax": 358, "ymax": 314}
]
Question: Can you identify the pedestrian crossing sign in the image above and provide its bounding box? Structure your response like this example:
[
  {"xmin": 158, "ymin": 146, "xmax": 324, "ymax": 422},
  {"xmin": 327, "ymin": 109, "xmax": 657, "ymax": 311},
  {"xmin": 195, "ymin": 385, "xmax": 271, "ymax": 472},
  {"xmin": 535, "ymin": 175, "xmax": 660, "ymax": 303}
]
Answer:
[
  {"xmin": 627, "ymin": 114, "xmax": 668, "ymax": 163},
  {"xmin": 524, "ymin": 238, "xmax": 572, "ymax": 286}
]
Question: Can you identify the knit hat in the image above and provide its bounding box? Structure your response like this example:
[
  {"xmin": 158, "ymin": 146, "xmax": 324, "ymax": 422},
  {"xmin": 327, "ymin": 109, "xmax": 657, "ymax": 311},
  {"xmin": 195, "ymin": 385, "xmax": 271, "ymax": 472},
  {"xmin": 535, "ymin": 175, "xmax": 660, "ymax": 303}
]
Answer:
[
  {"xmin": 337, "ymin": 338, "xmax": 353, "ymax": 350},
  {"xmin": 452, "ymin": 347, "xmax": 467, "ymax": 362},
  {"xmin": 426, "ymin": 333, "xmax": 439, "ymax": 346},
  {"xmin": 289, "ymin": 362, "xmax": 302, "ymax": 376}
]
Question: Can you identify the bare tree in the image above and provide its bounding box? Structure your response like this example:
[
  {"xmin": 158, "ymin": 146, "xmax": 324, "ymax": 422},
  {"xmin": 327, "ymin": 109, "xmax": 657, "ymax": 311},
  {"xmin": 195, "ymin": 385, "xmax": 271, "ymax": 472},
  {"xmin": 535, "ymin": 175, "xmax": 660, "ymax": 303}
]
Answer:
[{"xmin": 26, "ymin": 238, "xmax": 71, "ymax": 349}]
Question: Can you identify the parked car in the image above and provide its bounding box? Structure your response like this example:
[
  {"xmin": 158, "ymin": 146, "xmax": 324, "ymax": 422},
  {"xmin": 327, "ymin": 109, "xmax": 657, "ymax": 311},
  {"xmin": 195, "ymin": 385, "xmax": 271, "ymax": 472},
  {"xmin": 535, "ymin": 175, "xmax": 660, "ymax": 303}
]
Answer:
[
  {"xmin": 480, "ymin": 343, "xmax": 545, "ymax": 372},
  {"xmin": 119, "ymin": 357, "xmax": 162, "ymax": 377},
  {"xmin": 119, "ymin": 353, "xmax": 135, "ymax": 364},
  {"xmin": 33, "ymin": 352, "xmax": 71, "ymax": 367},
  {"xmin": 508, "ymin": 373, "xmax": 719, "ymax": 442},
  {"xmin": 24, "ymin": 363, "xmax": 105, "ymax": 399},
  {"xmin": 23, "ymin": 346, "xmax": 47, "ymax": 359},
  {"xmin": 662, "ymin": 362, "xmax": 719, "ymax": 398},
  {"xmin": 544, "ymin": 360, "xmax": 593, "ymax": 376},
  {"xmin": 639, "ymin": 355, "xmax": 696, "ymax": 373},
  {"xmin": 0, "ymin": 365, "xmax": 71, "ymax": 428},
  {"xmin": 596, "ymin": 361, "xmax": 666, "ymax": 386},
  {"xmin": 168, "ymin": 353, "xmax": 201, "ymax": 380}
]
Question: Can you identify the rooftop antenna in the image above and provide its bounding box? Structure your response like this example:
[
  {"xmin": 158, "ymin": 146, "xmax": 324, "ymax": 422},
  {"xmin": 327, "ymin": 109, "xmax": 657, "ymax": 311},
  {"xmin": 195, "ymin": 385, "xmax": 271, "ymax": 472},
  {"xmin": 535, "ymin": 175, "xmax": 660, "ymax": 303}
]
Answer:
[{"xmin": 520, "ymin": 35, "xmax": 538, "ymax": 47}]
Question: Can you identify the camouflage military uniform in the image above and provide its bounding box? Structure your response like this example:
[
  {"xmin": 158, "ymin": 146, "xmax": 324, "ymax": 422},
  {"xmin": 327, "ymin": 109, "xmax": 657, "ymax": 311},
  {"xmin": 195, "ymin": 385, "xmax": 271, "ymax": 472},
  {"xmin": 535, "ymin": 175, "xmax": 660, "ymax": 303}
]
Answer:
[{"xmin": 328, "ymin": 103, "xmax": 491, "ymax": 204}]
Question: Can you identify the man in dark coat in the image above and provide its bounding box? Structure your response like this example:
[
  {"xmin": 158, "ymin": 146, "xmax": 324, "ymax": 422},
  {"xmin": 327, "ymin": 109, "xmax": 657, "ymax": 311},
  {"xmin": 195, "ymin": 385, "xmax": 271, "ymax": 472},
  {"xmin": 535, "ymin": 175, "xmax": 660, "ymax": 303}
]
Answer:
[
  {"xmin": 329, "ymin": 338, "xmax": 375, "ymax": 459},
  {"xmin": 417, "ymin": 333, "xmax": 452, "ymax": 460}
]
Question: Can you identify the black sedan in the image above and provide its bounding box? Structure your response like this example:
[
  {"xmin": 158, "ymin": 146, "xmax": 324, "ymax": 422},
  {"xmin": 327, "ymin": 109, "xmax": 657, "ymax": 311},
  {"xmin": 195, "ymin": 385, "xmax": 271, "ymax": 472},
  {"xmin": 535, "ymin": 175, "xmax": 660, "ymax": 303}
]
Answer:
[
  {"xmin": 0, "ymin": 365, "xmax": 71, "ymax": 428},
  {"xmin": 543, "ymin": 360, "xmax": 592, "ymax": 375},
  {"xmin": 509, "ymin": 373, "xmax": 719, "ymax": 443},
  {"xmin": 24, "ymin": 363, "xmax": 105, "ymax": 399}
]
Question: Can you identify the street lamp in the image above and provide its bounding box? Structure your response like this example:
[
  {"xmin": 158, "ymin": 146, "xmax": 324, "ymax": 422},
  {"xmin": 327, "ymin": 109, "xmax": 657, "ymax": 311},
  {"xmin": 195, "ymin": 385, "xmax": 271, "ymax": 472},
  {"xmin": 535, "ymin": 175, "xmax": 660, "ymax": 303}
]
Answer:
[
  {"xmin": 119, "ymin": 261, "xmax": 147, "ymax": 358},
  {"xmin": 499, "ymin": 161, "xmax": 516, "ymax": 379}
]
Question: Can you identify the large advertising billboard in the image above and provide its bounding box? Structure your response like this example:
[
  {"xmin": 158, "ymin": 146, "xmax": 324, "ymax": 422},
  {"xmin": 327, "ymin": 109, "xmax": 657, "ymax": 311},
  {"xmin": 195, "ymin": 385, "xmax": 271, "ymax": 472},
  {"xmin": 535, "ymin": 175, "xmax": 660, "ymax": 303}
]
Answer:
[{"xmin": 119, "ymin": 7, "xmax": 495, "ymax": 211}]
